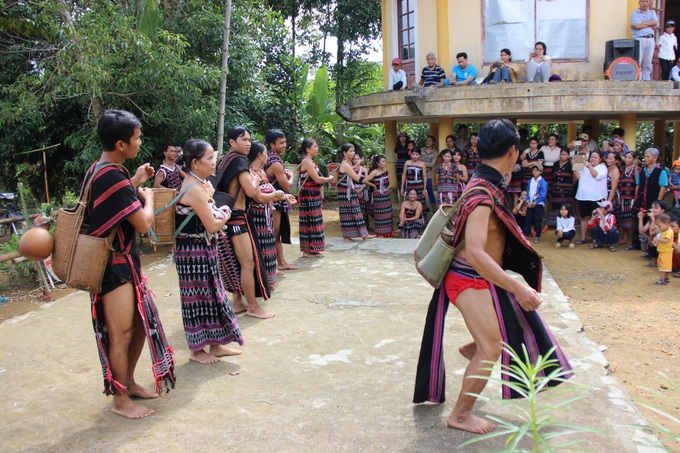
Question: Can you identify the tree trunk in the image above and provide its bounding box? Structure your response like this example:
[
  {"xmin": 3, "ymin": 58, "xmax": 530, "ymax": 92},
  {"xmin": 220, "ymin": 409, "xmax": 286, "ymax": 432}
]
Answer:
[{"xmin": 217, "ymin": 0, "xmax": 232, "ymax": 158}]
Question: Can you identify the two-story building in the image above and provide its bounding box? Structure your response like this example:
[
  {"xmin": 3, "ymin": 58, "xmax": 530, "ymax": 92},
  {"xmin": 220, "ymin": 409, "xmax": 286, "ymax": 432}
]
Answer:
[{"xmin": 341, "ymin": 0, "xmax": 680, "ymax": 187}]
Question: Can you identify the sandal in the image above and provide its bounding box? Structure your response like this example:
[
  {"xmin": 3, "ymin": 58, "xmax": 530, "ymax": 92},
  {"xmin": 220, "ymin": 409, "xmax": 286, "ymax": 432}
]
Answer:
[
  {"xmin": 575, "ymin": 239, "xmax": 586, "ymax": 245},
  {"xmin": 589, "ymin": 243, "xmax": 601, "ymax": 249},
  {"xmin": 643, "ymin": 261, "xmax": 657, "ymax": 267},
  {"xmin": 673, "ymin": 272, "xmax": 680, "ymax": 278},
  {"xmin": 654, "ymin": 279, "xmax": 669, "ymax": 285},
  {"xmin": 624, "ymin": 244, "xmax": 638, "ymax": 250},
  {"xmin": 609, "ymin": 245, "xmax": 617, "ymax": 252}
]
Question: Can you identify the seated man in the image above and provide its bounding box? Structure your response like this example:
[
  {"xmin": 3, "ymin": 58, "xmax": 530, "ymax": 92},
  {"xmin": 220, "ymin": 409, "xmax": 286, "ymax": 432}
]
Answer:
[
  {"xmin": 671, "ymin": 57, "xmax": 680, "ymax": 82},
  {"xmin": 451, "ymin": 52, "xmax": 477, "ymax": 86},
  {"xmin": 419, "ymin": 52, "xmax": 446, "ymax": 88}
]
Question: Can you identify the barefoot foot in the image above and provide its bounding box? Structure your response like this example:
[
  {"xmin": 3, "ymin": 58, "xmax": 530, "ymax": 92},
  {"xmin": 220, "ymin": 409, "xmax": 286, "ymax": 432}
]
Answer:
[
  {"xmin": 302, "ymin": 252, "xmax": 323, "ymax": 258},
  {"xmin": 343, "ymin": 237, "xmax": 354, "ymax": 242},
  {"xmin": 209, "ymin": 345, "xmax": 242, "ymax": 357},
  {"xmin": 231, "ymin": 300, "xmax": 248, "ymax": 314},
  {"xmin": 276, "ymin": 270, "xmax": 284, "ymax": 276},
  {"xmin": 458, "ymin": 341, "xmax": 477, "ymax": 361},
  {"xmin": 278, "ymin": 263, "xmax": 299, "ymax": 270},
  {"xmin": 189, "ymin": 350, "xmax": 220, "ymax": 365},
  {"xmin": 447, "ymin": 413, "xmax": 496, "ymax": 434},
  {"xmin": 127, "ymin": 382, "xmax": 159, "ymax": 399},
  {"xmin": 246, "ymin": 306, "xmax": 275, "ymax": 319},
  {"xmin": 111, "ymin": 396, "xmax": 155, "ymax": 419}
]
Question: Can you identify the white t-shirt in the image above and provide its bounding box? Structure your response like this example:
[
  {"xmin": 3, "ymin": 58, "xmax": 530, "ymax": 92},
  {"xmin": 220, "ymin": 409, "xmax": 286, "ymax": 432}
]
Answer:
[
  {"xmin": 540, "ymin": 145, "xmax": 561, "ymax": 167},
  {"xmin": 526, "ymin": 55, "xmax": 552, "ymax": 65},
  {"xmin": 671, "ymin": 65, "xmax": 680, "ymax": 81},
  {"xmin": 658, "ymin": 33, "xmax": 678, "ymax": 60},
  {"xmin": 575, "ymin": 163, "xmax": 608, "ymax": 201},
  {"xmin": 388, "ymin": 68, "xmax": 407, "ymax": 89},
  {"xmin": 556, "ymin": 216, "xmax": 575, "ymax": 232}
]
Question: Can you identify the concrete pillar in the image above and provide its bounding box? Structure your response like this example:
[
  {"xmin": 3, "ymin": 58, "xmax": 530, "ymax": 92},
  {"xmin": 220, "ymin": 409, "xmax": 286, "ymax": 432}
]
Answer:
[
  {"xmin": 567, "ymin": 122, "xmax": 577, "ymax": 143},
  {"xmin": 437, "ymin": 0, "xmax": 451, "ymax": 77},
  {"xmin": 381, "ymin": 0, "xmax": 390, "ymax": 90},
  {"xmin": 674, "ymin": 121, "xmax": 680, "ymax": 160},
  {"xmin": 620, "ymin": 113, "xmax": 637, "ymax": 153},
  {"xmin": 384, "ymin": 121, "xmax": 397, "ymax": 188},
  {"xmin": 438, "ymin": 117, "xmax": 453, "ymax": 152},
  {"xmin": 654, "ymin": 120, "xmax": 666, "ymax": 163}
]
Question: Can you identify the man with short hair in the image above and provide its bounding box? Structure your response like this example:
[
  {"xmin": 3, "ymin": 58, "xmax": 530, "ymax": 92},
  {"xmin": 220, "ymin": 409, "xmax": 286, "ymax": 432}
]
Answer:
[
  {"xmin": 419, "ymin": 52, "xmax": 446, "ymax": 87},
  {"xmin": 414, "ymin": 119, "xmax": 572, "ymax": 434},
  {"xmin": 631, "ymin": 0, "xmax": 659, "ymax": 80},
  {"xmin": 388, "ymin": 58, "xmax": 407, "ymax": 90},
  {"xmin": 455, "ymin": 124, "xmax": 469, "ymax": 151},
  {"xmin": 451, "ymin": 52, "xmax": 477, "ymax": 86},
  {"xmin": 88, "ymin": 110, "xmax": 176, "ymax": 418},
  {"xmin": 580, "ymin": 125, "xmax": 598, "ymax": 152},
  {"xmin": 630, "ymin": 147, "xmax": 669, "ymax": 249},
  {"xmin": 264, "ymin": 129, "xmax": 298, "ymax": 272}
]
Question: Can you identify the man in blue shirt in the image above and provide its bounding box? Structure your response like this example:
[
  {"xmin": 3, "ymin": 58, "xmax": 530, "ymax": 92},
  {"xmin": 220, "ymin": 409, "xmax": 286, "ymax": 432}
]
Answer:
[
  {"xmin": 451, "ymin": 52, "xmax": 477, "ymax": 86},
  {"xmin": 419, "ymin": 52, "xmax": 446, "ymax": 88},
  {"xmin": 630, "ymin": 0, "xmax": 659, "ymax": 80}
]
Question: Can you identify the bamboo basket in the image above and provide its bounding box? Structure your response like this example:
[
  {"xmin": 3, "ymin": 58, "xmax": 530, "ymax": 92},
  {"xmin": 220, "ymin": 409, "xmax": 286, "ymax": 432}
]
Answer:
[{"xmin": 151, "ymin": 188, "xmax": 178, "ymax": 245}]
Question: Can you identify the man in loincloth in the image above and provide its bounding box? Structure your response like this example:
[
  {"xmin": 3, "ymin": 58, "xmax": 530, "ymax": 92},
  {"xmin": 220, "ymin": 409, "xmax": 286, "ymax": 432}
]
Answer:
[
  {"xmin": 264, "ymin": 129, "xmax": 298, "ymax": 272},
  {"xmin": 215, "ymin": 126, "xmax": 286, "ymax": 319},
  {"xmin": 87, "ymin": 110, "xmax": 175, "ymax": 418},
  {"xmin": 414, "ymin": 119, "xmax": 572, "ymax": 434}
]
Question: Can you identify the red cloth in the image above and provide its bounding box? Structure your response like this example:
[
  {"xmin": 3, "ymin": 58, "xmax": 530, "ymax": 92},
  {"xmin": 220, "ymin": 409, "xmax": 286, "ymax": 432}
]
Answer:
[{"xmin": 443, "ymin": 271, "xmax": 490, "ymax": 306}]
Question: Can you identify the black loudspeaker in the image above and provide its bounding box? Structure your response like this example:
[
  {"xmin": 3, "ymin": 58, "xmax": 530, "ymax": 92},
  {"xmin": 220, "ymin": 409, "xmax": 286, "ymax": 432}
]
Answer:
[{"xmin": 604, "ymin": 39, "xmax": 640, "ymax": 72}]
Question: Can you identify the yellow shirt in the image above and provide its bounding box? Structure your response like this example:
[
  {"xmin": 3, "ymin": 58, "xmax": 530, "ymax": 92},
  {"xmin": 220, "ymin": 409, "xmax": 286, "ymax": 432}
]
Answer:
[{"xmin": 657, "ymin": 229, "xmax": 674, "ymax": 253}]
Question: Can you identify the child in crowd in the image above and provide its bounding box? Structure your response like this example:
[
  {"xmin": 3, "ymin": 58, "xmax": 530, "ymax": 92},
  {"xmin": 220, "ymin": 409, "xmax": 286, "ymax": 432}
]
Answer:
[
  {"xmin": 587, "ymin": 200, "xmax": 619, "ymax": 251},
  {"xmin": 638, "ymin": 200, "xmax": 668, "ymax": 267},
  {"xmin": 671, "ymin": 215, "xmax": 680, "ymax": 278},
  {"xmin": 523, "ymin": 163, "xmax": 548, "ymax": 243},
  {"xmin": 154, "ymin": 144, "xmax": 186, "ymax": 190},
  {"xmin": 669, "ymin": 160, "xmax": 680, "ymax": 209},
  {"xmin": 513, "ymin": 190, "xmax": 528, "ymax": 227},
  {"xmin": 555, "ymin": 203, "xmax": 576, "ymax": 248},
  {"xmin": 652, "ymin": 213, "xmax": 674, "ymax": 285}
]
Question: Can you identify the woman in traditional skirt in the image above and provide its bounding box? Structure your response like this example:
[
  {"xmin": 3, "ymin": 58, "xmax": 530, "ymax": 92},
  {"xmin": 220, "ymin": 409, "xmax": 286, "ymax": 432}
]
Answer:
[
  {"xmin": 434, "ymin": 149, "xmax": 459, "ymax": 205},
  {"xmin": 154, "ymin": 144, "xmax": 185, "ymax": 190},
  {"xmin": 547, "ymin": 149, "xmax": 574, "ymax": 228},
  {"xmin": 452, "ymin": 149, "xmax": 469, "ymax": 192},
  {"xmin": 298, "ymin": 138, "xmax": 334, "ymax": 257},
  {"xmin": 174, "ymin": 139, "xmax": 243, "ymax": 365},
  {"xmin": 618, "ymin": 151, "xmax": 637, "ymax": 244},
  {"xmin": 508, "ymin": 148, "xmax": 524, "ymax": 208},
  {"xmin": 363, "ymin": 154, "xmax": 393, "ymax": 237},
  {"xmin": 399, "ymin": 189, "xmax": 425, "ymax": 238},
  {"xmin": 247, "ymin": 142, "xmax": 296, "ymax": 288},
  {"xmin": 521, "ymin": 137, "xmax": 544, "ymax": 191},
  {"xmin": 462, "ymin": 132, "xmax": 481, "ymax": 176},
  {"xmin": 400, "ymin": 148, "xmax": 428, "ymax": 217},
  {"xmin": 539, "ymin": 133, "xmax": 561, "ymax": 190},
  {"xmin": 352, "ymin": 151, "xmax": 370, "ymax": 228},
  {"xmin": 337, "ymin": 143, "xmax": 374, "ymax": 241}
]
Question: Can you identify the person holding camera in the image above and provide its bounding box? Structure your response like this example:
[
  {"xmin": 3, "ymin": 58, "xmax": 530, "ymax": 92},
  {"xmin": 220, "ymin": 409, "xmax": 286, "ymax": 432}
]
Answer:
[
  {"xmin": 482, "ymin": 48, "xmax": 519, "ymax": 84},
  {"xmin": 525, "ymin": 42, "xmax": 552, "ymax": 82},
  {"xmin": 573, "ymin": 150, "xmax": 608, "ymax": 244},
  {"xmin": 587, "ymin": 200, "xmax": 619, "ymax": 251}
]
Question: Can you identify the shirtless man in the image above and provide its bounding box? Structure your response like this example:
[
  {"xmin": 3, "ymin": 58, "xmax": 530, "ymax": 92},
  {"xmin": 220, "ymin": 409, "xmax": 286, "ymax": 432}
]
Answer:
[
  {"xmin": 414, "ymin": 119, "xmax": 572, "ymax": 434},
  {"xmin": 216, "ymin": 126, "xmax": 285, "ymax": 319},
  {"xmin": 264, "ymin": 129, "xmax": 298, "ymax": 272}
]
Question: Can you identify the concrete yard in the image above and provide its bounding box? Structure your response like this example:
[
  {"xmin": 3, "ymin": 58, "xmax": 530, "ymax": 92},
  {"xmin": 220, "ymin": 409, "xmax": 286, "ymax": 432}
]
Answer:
[{"xmin": 0, "ymin": 238, "xmax": 658, "ymax": 452}]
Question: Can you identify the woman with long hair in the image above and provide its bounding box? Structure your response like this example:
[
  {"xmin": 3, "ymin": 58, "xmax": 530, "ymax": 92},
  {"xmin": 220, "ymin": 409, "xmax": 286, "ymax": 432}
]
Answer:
[
  {"xmin": 298, "ymin": 139, "xmax": 334, "ymax": 257},
  {"xmin": 363, "ymin": 154, "xmax": 393, "ymax": 237},
  {"xmin": 337, "ymin": 143, "xmax": 375, "ymax": 241}
]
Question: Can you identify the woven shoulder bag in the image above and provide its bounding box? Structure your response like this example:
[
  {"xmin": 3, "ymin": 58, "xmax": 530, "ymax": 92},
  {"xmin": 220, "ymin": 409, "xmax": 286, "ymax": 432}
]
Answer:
[{"xmin": 52, "ymin": 164, "xmax": 121, "ymax": 293}]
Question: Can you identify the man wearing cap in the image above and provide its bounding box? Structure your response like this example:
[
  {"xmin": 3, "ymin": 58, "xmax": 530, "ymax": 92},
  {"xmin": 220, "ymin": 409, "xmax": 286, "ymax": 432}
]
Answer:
[
  {"xmin": 631, "ymin": 0, "xmax": 659, "ymax": 81},
  {"xmin": 451, "ymin": 52, "xmax": 477, "ymax": 86},
  {"xmin": 580, "ymin": 125, "xmax": 598, "ymax": 152},
  {"xmin": 658, "ymin": 20, "xmax": 678, "ymax": 81},
  {"xmin": 570, "ymin": 133, "xmax": 592, "ymax": 158},
  {"xmin": 419, "ymin": 52, "xmax": 446, "ymax": 88},
  {"xmin": 389, "ymin": 58, "xmax": 407, "ymax": 91}
]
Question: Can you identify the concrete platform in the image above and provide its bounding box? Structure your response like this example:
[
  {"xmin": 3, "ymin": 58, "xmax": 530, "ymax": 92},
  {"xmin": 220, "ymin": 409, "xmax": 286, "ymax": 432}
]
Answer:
[{"xmin": 0, "ymin": 238, "xmax": 657, "ymax": 451}]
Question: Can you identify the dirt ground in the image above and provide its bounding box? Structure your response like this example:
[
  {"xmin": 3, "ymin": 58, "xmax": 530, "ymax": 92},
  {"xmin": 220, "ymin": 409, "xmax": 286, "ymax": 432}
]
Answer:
[{"xmin": 1, "ymin": 200, "xmax": 678, "ymax": 437}]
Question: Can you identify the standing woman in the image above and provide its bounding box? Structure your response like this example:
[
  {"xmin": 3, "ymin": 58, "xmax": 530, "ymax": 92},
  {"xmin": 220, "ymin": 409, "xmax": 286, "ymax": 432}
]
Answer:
[
  {"xmin": 298, "ymin": 139, "xmax": 334, "ymax": 257},
  {"xmin": 401, "ymin": 148, "xmax": 428, "ymax": 217},
  {"xmin": 605, "ymin": 152, "xmax": 622, "ymax": 219},
  {"xmin": 353, "ymin": 151, "xmax": 370, "ymax": 228},
  {"xmin": 248, "ymin": 142, "xmax": 296, "ymax": 288},
  {"xmin": 363, "ymin": 154, "xmax": 393, "ymax": 237},
  {"xmin": 452, "ymin": 149, "xmax": 469, "ymax": 192},
  {"xmin": 618, "ymin": 151, "xmax": 638, "ymax": 245},
  {"xmin": 521, "ymin": 137, "xmax": 544, "ymax": 191},
  {"xmin": 434, "ymin": 149, "xmax": 459, "ymax": 205},
  {"xmin": 337, "ymin": 143, "xmax": 374, "ymax": 241},
  {"xmin": 420, "ymin": 135, "xmax": 439, "ymax": 213},
  {"xmin": 539, "ymin": 133, "xmax": 561, "ymax": 190},
  {"xmin": 463, "ymin": 132, "xmax": 481, "ymax": 176},
  {"xmin": 174, "ymin": 139, "xmax": 243, "ymax": 365},
  {"xmin": 395, "ymin": 132, "xmax": 410, "ymax": 188},
  {"xmin": 547, "ymin": 149, "xmax": 574, "ymax": 228},
  {"xmin": 573, "ymin": 150, "xmax": 608, "ymax": 244}
]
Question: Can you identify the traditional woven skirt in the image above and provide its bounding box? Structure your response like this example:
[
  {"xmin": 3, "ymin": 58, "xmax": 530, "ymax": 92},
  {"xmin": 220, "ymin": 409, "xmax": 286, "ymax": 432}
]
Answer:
[
  {"xmin": 619, "ymin": 198, "xmax": 635, "ymax": 229},
  {"xmin": 248, "ymin": 203, "xmax": 277, "ymax": 287},
  {"xmin": 216, "ymin": 210, "xmax": 271, "ymax": 300},
  {"xmin": 401, "ymin": 207, "xmax": 424, "ymax": 238},
  {"xmin": 371, "ymin": 190, "xmax": 393, "ymax": 237},
  {"xmin": 337, "ymin": 181, "xmax": 368, "ymax": 239},
  {"xmin": 298, "ymin": 182, "xmax": 325, "ymax": 253},
  {"xmin": 174, "ymin": 235, "xmax": 243, "ymax": 351}
]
